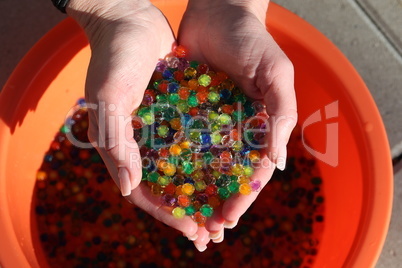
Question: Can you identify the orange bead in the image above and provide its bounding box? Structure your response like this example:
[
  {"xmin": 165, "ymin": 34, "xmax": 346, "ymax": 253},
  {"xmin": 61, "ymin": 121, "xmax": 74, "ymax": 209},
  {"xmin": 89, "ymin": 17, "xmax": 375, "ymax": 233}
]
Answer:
[
  {"xmin": 174, "ymin": 45, "xmax": 188, "ymax": 58},
  {"xmin": 196, "ymin": 91, "xmax": 208, "ymax": 103},
  {"xmin": 220, "ymin": 151, "xmax": 232, "ymax": 161},
  {"xmin": 177, "ymin": 195, "xmax": 190, "ymax": 207},
  {"xmin": 248, "ymin": 150, "xmax": 261, "ymax": 161},
  {"xmin": 178, "ymin": 87, "xmax": 190, "ymax": 100},
  {"xmin": 36, "ymin": 171, "xmax": 47, "ymax": 181},
  {"xmin": 208, "ymin": 196, "xmax": 221, "ymax": 208},
  {"xmin": 221, "ymin": 104, "xmax": 234, "ymax": 114},
  {"xmin": 188, "ymin": 79, "xmax": 199, "ymax": 90},
  {"xmin": 169, "ymin": 144, "xmax": 182, "ymax": 156},
  {"xmin": 169, "ymin": 118, "xmax": 182, "ymax": 130},
  {"xmin": 193, "ymin": 211, "xmax": 206, "ymax": 226}
]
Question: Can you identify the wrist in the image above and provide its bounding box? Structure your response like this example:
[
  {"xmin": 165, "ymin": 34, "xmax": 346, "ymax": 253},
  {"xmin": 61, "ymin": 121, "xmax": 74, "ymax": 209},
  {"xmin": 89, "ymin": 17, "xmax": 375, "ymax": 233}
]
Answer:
[
  {"xmin": 66, "ymin": 0, "xmax": 152, "ymax": 30},
  {"xmin": 187, "ymin": 0, "xmax": 269, "ymax": 24}
]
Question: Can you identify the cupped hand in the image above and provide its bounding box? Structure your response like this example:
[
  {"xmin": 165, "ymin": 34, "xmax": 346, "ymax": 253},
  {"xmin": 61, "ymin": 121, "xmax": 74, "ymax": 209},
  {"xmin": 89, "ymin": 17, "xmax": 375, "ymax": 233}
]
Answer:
[
  {"xmin": 178, "ymin": 0, "xmax": 298, "ymax": 248},
  {"xmin": 67, "ymin": 0, "xmax": 198, "ymax": 240}
]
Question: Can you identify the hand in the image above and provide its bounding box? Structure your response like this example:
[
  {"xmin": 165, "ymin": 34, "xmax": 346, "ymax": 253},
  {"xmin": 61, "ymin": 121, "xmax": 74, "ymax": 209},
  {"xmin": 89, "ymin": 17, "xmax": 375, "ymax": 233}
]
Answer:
[
  {"xmin": 67, "ymin": 0, "xmax": 198, "ymax": 240},
  {"xmin": 178, "ymin": 0, "xmax": 298, "ymax": 249}
]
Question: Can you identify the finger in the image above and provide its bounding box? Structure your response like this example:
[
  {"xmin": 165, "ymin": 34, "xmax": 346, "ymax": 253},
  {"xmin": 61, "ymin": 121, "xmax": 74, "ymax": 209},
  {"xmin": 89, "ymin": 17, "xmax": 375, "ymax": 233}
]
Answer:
[
  {"xmin": 89, "ymin": 100, "xmax": 143, "ymax": 196},
  {"xmin": 221, "ymin": 155, "xmax": 275, "ymax": 223},
  {"xmin": 258, "ymin": 48, "xmax": 298, "ymax": 170},
  {"xmin": 193, "ymin": 227, "xmax": 210, "ymax": 252},
  {"xmin": 205, "ymin": 207, "xmax": 225, "ymax": 239}
]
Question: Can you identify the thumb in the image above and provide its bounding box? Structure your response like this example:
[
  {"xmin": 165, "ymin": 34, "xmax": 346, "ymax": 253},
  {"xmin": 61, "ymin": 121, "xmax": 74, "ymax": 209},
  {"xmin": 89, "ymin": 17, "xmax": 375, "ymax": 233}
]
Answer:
[{"xmin": 89, "ymin": 101, "xmax": 142, "ymax": 196}]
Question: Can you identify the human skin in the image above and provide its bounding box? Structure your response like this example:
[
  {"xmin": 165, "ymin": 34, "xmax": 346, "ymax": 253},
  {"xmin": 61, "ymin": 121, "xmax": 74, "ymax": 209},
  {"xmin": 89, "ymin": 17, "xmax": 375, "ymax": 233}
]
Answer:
[{"xmin": 66, "ymin": 0, "xmax": 297, "ymax": 251}]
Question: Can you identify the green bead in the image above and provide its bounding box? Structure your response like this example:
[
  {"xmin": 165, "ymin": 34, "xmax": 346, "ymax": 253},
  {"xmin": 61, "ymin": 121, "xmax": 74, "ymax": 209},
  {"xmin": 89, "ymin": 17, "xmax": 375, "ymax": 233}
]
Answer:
[
  {"xmin": 211, "ymin": 122, "xmax": 220, "ymax": 132},
  {"xmin": 158, "ymin": 176, "xmax": 171, "ymax": 186},
  {"xmin": 230, "ymin": 175, "xmax": 238, "ymax": 182},
  {"xmin": 141, "ymin": 112, "xmax": 155, "ymax": 125},
  {"xmin": 202, "ymin": 152, "xmax": 214, "ymax": 164},
  {"xmin": 172, "ymin": 207, "xmax": 186, "ymax": 219},
  {"xmin": 208, "ymin": 91, "xmax": 220, "ymax": 103},
  {"xmin": 244, "ymin": 166, "xmax": 254, "ymax": 177},
  {"xmin": 182, "ymin": 161, "xmax": 194, "ymax": 175},
  {"xmin": 163, "ymin": 107, "xmax": 177, "ymax": 121},
  {"xmin": 234, "ymin": 94, "xmax": 247, "ymax": 104},
  {"xmin": 156, "ymin": 94, "xmax": 168, "ymax": 104},
  {"xmin": 228, "ymin": 181, "xmax": 240, "ymax": 193},
  {"xmin": 211, "ymin": 131, "xmax": 222, "ymax": 145},
  {"xmin": 218, "ymin": 187, "xmax": 230, "ymax": 199},
  {"xmin": 244, "ymin": 130, "xmax": 254, "ymax": 143},
  {"xmin": 60, "ymin": 125, "xmax": 70, "ymax": 134},
  {"xmin": 244, "ymin": 101, "xmax": 255, "ymax": 116},
  {"xmin": 218, "ymin": 114, "xmax": 232, "ymax": 125},
  {"xmin": 157, "ymin": 125, "xmax": 169, "ymax": 138},
  {"xmin": 199, "ymin": 204, "xmax": 214, "ymax": 217},
  {"xmin": 185, "ymin": 205, "xmax": 196, "ymax": 216},
  {"xmin": 195, "ymin": 180, "xmax": 207, "ymax": 191},
  {"xmin": 137, "ymin": 107, "xmax": 150, "ymax": 117},
  {"xmin": 216, "ymin": 175, "xmax": 231, "ymax": 187},
  {"xmin": 190, "ymin": 119, "xmax": 205, "ymax": 129},
  {"xmin": 148, "ymin": 172, "xmax": 159, "ymax": 183},
  {"xmin": 232, "ymin": 110, "xmax": 245, "ymax": 122},
  {"xmin": 189, "ymin": 61, "xmax": 199, "ymax": 68},
  {"xmin": 177, "ymin": 100, "xmax": 189, "ymax": 113},
  {"xmin": 188, "ymin": 95, "xmax": 199, "ymax": 107},
  {"xmin": 168, "ymin": 93, "xmax": 180, "ymax": 105},
  {"xmin": 142, "ymin": 168, "xmax": 149, "ymax": 180},
  {"xmin": 198, "ymin": 74, "xmax": 211, "ymax": 87},
  {"xmin": 168, "ymin": 156, "xmax": 180, "ymax": 165},
  {"xmin": 189, "ymin": 131, "xmax": 201, "ymax": 142}
]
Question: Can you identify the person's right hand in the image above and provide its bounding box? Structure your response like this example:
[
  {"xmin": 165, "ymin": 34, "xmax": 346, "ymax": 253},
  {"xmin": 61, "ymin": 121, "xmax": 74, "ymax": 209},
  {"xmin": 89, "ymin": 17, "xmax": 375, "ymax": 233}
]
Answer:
[{"xmin": 67, "ymin": 0, "xmax": 199, "ymax": 241}]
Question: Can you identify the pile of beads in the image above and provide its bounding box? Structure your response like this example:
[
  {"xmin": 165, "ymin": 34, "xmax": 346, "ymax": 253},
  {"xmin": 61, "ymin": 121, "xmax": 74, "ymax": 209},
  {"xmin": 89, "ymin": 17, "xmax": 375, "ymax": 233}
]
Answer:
[
  {"xmin": 133, "ymin": 46, "xmax": 266, "ymax": 225},
  {"xmin": 35, "ymin": 108, "xmax": 325, "ymax": 267}
]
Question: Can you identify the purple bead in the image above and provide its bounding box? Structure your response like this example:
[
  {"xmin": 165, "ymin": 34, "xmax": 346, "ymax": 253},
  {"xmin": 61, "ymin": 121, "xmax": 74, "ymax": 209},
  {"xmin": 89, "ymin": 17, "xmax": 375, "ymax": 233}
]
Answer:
[
  {"xmin": 162, "ymin": 194, "xmax": 177, "ymax": 207},
  {"xmin": 250, "ymin": 180, "xmax": 261, "ymax": 191},
  {"xmin": 178, "ymin": 58, "xmax": 190, "ymax": 71},
  {"xmin": 156, "ymin": 60, "xmax": 168, "ymax": 72},
  {"xmin": 184, "ymin": 178, "xmax": 194, "ymax": 184},
  {"xmin": 210, "ymin": 145, "xmax": 224, "ymax": 156}
]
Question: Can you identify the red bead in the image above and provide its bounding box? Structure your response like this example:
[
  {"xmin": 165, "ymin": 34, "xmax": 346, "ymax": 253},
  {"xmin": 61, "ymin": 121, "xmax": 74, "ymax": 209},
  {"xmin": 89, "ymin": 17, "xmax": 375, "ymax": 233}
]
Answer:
[{"xmin": 173, "ymin": 71, "xmax": 184, "ymax": 81}]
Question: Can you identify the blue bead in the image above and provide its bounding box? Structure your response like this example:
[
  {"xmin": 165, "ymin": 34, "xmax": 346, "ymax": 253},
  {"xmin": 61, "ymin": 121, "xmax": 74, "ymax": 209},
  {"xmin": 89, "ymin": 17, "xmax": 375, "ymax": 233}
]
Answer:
[
  {"xmin": 184, "ymin": 178, "xmax": 194, "ymax": 184},
  {"xmin": 181, "ymin": 114, "xmax": 191, "ymax": 127},
  {"xmin": 162, "ymin": 69, "xmax": 173, "ymax": 79},
  {"xmin": 168, "ymin": 82, "xmax": 179, "ymax": 93},
  {"xmin": 77, "ymin": 98, "xmax": 86, "ymax": 106},
  {"xmin": 201, "ymin": 134, "xmax": 211, "ymax": 145},
  {"xmin": 220, "ymin": 89, "xmax": 232, "ymax": 100},
  {"xmin": 44, "ymin": 154, "xmax": 53, "ymax": 162}
]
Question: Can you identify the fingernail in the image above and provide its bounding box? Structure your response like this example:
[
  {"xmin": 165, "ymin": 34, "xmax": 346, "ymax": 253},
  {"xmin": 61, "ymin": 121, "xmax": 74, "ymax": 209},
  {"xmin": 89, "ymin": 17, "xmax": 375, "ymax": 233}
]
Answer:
[
  {"xmin": 184, "ymin": 233, "xmax": 198, "ymax": 241},
  {"xmin": 223, "ymin": 219, "xmax": 238, "ymax": 229},
  {"xmin": 212, "ymin": 230, "xmax": 224, "ymax": 243},
  {"xmin": 209, "ymin": 231, "xmax": 221, "ymax": 239},
  {"xmin": 194, "ymin": 243, "xmax": 207, "ymax": 252},
  {"xmin": 277, "ymin": 146, "xmax": 287, "ymax": 171},
  {"xmin": 118, "ymin": 167, "xmax": 132, "ymax": 196}
]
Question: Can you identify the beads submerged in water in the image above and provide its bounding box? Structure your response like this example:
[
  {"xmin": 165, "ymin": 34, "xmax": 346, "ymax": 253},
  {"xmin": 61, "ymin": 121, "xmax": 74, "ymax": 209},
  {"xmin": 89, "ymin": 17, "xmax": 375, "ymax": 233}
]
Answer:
[{"xmin": 135, "ymin": 47, "xmax": 267, "ymax": 225}]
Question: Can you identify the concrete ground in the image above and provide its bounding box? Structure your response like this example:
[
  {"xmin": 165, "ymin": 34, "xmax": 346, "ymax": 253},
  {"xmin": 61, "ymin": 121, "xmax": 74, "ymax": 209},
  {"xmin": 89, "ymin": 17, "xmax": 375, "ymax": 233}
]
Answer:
[{"xmin": 0, "ymin": 0, "xmax": 401, "ymax": 267}]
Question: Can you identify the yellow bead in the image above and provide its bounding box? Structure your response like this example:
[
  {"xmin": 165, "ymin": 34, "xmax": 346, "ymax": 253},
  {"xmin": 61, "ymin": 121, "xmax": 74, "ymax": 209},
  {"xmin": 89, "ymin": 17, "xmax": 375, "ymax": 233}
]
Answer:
[
  {"xmin": 163, "ymin": 163, "xmax": 176, "ymax": 176},
  {"xmin": 238, "ymin": 175, "xmax": 250, "ymax": 184},
  {"xmin": 231, "ymin": 164, "xmax": 244, "ymax": 176},
  {"xmin": 239, "ymin": 183, "xmax": 252, "ymax": 195},
  {"xmin": 180, "ymin": 141, "xmax": 191, "ymax": 149},
  {"xmin": 172, "ymin": 207, "xmax": 186, "ymax": 219},
  {"xmin": 195, "ymin": 180, "xmax": 207, "ymax": 191},
  {"xmin": 192, "ymin": 170, "xmax": 204, "ymax": 181},
  {"xmin": 157, "ymin": 159, "xmax": 167, "ymax": 171},
  {"xmin": 169, "ymin": 144, "xmax": 182, "ymax": 156},
  {"xmin": 182, "ymin": 183, "xmax": 195, "ymax": 195}
]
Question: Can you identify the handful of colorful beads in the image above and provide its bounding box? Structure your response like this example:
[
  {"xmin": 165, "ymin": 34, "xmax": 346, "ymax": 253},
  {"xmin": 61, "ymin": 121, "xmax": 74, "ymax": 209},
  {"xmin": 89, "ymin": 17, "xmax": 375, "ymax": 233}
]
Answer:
[{"xmin": 133, "ymin": 46, "xmax": 268, "ymax": 226}]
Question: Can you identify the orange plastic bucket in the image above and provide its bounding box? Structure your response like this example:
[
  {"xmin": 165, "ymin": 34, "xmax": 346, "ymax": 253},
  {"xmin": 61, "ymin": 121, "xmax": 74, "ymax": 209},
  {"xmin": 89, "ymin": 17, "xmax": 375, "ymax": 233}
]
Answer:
[{"xmin": 0, "ymin": 1, "xmax": 392, "ymax": 267}]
